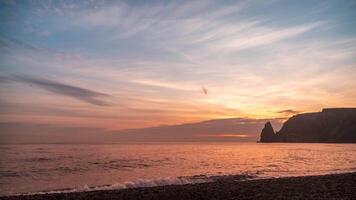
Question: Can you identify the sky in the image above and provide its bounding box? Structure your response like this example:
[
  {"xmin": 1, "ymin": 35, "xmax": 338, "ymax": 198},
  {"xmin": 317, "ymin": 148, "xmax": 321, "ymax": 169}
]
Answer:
[{"xmin": 0, "ymin": 0, "xmax": 356, "ymax": 136}]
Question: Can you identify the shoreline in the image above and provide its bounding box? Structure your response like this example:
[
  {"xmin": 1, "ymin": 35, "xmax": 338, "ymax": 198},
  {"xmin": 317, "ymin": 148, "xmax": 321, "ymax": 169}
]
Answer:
[{"xmin": 1, "ymin": 172, "xmax": 355, "ymax": 200}]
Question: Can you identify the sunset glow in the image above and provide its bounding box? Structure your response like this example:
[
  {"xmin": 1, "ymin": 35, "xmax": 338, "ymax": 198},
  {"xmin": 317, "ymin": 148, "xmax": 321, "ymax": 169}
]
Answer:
[
  {"xmin": 0, "ymin": 0, "xmax": 355, "ymax": 131},
  {"xmin": 208, "ymin": 134, "xmax": 251, "ymax": 138},
  {"xmin": 1, "ymin": 1, "xmax": 356, "ymax": 198}
]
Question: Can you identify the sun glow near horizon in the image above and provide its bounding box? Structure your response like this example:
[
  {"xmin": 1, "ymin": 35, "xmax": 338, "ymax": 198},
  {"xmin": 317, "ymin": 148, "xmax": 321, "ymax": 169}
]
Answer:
[{"xmin": 0, "ymin": 0, "xmax": 355, "ymax": 131}]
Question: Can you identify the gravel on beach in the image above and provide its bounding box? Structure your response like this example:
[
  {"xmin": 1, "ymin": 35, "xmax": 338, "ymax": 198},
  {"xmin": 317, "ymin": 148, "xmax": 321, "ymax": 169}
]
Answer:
[{"xmin": 1, "ymin": 172, "xmax": 356, "ymax": 200}]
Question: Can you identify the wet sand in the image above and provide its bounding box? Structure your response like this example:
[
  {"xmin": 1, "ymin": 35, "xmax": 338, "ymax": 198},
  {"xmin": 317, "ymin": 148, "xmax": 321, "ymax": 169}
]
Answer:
[{"xmin": 1, "ymin": 172, "xmax": 355, "ymax": 200}]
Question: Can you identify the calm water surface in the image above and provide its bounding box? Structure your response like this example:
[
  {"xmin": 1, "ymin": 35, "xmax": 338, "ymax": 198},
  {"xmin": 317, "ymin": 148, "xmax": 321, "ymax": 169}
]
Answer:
[{"xmin": 1, "ymin": 143, "xmax": 356, "ymax": 196}]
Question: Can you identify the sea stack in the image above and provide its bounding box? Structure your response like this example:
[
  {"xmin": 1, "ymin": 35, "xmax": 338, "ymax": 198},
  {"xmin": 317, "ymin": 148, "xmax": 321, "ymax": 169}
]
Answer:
[{"xmin": 260, "ymin": 122, "xmax": 276, "ymax": 142}]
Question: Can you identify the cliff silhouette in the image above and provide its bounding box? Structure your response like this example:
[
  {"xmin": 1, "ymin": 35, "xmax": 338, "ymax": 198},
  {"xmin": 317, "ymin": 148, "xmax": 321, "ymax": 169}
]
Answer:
[{"xmin": 260, "ymin": 108, "xmax": 356, "ymax": 143}]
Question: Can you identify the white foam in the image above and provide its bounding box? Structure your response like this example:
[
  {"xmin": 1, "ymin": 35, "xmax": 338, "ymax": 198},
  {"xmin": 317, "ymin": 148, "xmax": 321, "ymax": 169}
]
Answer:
[
  {"xmin": 14, "ymin": 173, "xmax": 255, "ymax": 196},
  {"xmin": 21, "ymin": 176, "xmax": 211, "ymax": 196}
]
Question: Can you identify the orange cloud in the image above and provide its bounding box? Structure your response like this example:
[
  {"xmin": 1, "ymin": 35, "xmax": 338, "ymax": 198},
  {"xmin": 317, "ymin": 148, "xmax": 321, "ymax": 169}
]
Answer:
[{"xmin": 200, "ymin": 134, "xmax": 250, "ymax": 138}]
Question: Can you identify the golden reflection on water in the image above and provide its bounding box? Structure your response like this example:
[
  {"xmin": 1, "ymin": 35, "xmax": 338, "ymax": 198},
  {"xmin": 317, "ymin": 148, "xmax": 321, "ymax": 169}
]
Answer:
[{"xmin": 0, "ymin": 143, "xmax": 355, "ymax": 195}]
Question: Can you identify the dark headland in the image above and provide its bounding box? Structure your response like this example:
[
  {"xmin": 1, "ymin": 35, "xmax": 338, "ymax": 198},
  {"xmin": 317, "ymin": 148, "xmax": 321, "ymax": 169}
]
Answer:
[{"xmin": 260, "ymin": 108, "xmax": 356, "ymax": 143}]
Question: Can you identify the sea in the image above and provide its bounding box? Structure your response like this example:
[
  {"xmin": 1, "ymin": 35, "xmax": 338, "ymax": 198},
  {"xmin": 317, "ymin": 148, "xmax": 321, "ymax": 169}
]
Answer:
[{"xmin": 0, "ymin": 142, "xmax": 356, "ymax": 196}]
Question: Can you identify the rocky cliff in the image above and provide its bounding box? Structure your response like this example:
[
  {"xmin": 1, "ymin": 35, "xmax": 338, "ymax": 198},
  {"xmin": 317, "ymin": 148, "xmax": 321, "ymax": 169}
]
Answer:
[{"xmin": 260, "ymin": 108, "xmax": 356, "ymax": 143}]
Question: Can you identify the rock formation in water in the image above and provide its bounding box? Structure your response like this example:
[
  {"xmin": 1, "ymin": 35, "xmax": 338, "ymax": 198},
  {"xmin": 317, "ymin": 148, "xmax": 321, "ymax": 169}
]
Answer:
[
  {"xmin": 259, "ymin": 122, "xmax": 276, "ymax": 142},
  {"xmin": 260, "ymin": 108, "xmax": 356, "ymax": 143}
]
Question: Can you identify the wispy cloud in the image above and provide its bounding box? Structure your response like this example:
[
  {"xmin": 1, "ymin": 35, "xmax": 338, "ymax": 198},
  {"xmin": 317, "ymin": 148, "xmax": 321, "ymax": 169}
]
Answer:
[
  {"xmin": 131, "ymin": 79, "xmax": 196, "ymax": 91},
  {"xmin": 209, "ymin": 22, "xmax": 322, "ymax": 52},
  {"xmin": 9, "ymin": 75, "xmax": 113, "ymax": 106},
  {"xmin": 276, "ymin": 109, "xmax": 300, "ymax": 115},
  {"xmin": 75, "ymin": 1, "xmax": 321, "ymax": 54},
  {"xmin": 0, "ymin": 0, "xmax": 355, "ymax": 129}
]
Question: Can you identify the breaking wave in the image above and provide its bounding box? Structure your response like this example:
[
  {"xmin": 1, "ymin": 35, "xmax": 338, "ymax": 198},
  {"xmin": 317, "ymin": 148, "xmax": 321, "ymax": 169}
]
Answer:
[{"xmin": 19, "ymin": 173, "xmax": 255, "ymax": 196}]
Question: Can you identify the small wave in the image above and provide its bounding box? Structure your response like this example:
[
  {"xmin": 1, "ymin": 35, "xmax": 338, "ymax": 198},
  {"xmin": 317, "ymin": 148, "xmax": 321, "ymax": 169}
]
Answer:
[
  {"xmin": 0, "ymin": 171, "xmax": 29, "ymax": 178},
  {"xmin": 27, "ymin": 157, "xmax": 53, "ymax": 162},
  {"xmin": 88, "ymin": 158, "xmax": 171, "ymax": 170},
  {"xmin": 17, "ymin": 173, "xmax": 256, "ymax": 196}
]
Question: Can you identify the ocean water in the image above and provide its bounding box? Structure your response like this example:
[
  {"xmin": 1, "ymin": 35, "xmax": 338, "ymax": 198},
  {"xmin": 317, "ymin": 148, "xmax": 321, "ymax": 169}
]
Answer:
[{"xmin": 0, "ymin": 143, "xmax": 356, "ymax": 196}]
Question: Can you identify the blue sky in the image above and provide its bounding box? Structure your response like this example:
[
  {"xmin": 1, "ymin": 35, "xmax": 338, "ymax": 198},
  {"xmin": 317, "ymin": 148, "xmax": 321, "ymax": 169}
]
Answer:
[{"xmin": 0, "ymin": 0, "xmax": 355, "ymax": 130}]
